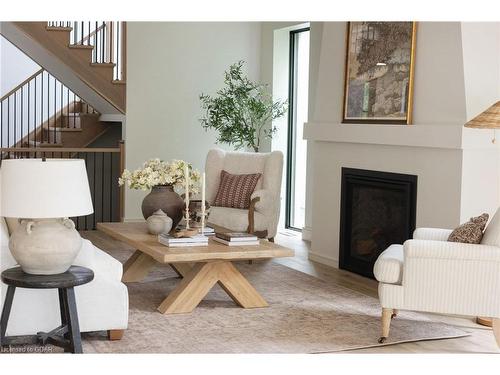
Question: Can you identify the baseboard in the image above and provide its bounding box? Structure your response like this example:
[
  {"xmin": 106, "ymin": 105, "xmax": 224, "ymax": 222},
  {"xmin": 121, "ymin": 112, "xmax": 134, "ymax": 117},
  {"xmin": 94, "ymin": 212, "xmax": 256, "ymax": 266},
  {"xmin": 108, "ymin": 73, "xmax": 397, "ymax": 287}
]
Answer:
[
  {"xmin": 308, "ymin": 251, "xmax": 339, "ymax": 268},
  {"xmin": 302, "ymin": 226, "xmax": 312, "ymax": 241}
]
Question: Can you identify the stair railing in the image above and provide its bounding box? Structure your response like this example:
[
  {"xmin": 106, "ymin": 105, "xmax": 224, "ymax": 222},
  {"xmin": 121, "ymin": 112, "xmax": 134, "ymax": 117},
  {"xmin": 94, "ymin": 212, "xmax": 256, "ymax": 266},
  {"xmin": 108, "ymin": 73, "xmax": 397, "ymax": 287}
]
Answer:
[
  {"xmin": 0, "ymin": 69, "xmax": 97, "ymax": 148},
  {"xmin": 48, "ymin": 21, "xmax": 127, "ymax": 82}
]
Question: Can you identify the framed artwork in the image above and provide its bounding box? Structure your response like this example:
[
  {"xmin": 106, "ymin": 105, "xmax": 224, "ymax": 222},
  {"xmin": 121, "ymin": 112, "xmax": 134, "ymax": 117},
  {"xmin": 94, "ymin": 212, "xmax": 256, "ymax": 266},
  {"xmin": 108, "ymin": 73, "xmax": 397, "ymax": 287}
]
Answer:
[{"xmin": 342, "ymin": 22, "xmax": 417, "ymax": 125}]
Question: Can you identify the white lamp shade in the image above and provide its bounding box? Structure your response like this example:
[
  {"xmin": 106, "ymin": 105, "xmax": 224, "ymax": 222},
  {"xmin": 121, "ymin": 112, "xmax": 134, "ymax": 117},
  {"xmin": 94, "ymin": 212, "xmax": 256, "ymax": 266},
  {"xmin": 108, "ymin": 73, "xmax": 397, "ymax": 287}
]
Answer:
[{"xmin": 1, "ymin": 159, "xmax": 94, "ymax": 218}]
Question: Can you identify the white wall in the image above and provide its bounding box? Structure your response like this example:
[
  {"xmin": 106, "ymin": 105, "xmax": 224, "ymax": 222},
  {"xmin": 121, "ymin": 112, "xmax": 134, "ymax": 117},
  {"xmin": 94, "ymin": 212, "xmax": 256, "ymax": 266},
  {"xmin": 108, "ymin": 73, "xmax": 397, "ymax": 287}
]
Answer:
[
  {"xmin": 1, "ymin": 37, "xmax": 76, "ymax": 148},
  {"xmin": 125, "ymin": 22, "xmax": 262, "ymax": 220},
  {"xmin": 305, "ymin": 22, "xmax": 500, "ymax": 268},
  {"xmin": 460, "ymin": 22, "xmax": 500, "ymax": 221},
  {"xmin": 0, "ymin": 36, "xmax": 40, "ymax": 96}
]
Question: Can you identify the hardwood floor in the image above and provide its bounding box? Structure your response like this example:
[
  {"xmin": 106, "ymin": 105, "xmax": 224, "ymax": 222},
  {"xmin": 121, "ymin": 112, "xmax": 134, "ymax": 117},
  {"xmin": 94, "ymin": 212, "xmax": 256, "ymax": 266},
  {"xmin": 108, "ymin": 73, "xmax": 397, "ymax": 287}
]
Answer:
[{"xmin": 81, "ymin": 229, "xmax": 499, "ymax": 354}]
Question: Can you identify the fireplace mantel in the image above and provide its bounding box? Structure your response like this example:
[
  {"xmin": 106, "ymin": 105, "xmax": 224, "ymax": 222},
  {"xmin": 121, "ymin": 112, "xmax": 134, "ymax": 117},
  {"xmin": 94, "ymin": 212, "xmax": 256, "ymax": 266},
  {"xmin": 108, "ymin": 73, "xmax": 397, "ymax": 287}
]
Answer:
[{"xmin": 303, "ymin": 122, "xmax": 497, "ymax": 150}]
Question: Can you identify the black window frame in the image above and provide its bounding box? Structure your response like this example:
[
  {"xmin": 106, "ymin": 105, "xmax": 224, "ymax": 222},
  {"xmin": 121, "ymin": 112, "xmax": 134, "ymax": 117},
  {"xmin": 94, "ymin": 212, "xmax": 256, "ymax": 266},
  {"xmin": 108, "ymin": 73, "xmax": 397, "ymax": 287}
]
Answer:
[{"xmin": 285, "ymin": 26, "xmax": 310, "ymax": 231}]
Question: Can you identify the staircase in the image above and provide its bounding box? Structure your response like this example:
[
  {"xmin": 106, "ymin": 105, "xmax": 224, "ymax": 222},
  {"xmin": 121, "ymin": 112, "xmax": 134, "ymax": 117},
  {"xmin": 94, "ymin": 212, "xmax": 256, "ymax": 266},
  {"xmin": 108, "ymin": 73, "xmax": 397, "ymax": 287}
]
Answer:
[
  {"xmin": 0, "ymin": 22, "xmax": 126, "ymax": 228},
  {"xmin": 1, "ymin": 21, "xmax": 126, "ymax": 114},
  {"xmin": 0, "ymin": 69, "xmax": 111, "ymax": 150}
]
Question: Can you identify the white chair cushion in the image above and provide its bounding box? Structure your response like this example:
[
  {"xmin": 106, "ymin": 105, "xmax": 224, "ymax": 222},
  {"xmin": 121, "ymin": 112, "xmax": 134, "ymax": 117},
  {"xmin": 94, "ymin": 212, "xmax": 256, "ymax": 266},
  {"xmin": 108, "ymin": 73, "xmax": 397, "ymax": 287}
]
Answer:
[
  {"xmin": 209, "ymin": 206, "xmax": 267, "ymax": 233},
  {"xmin": 1, "ymin": 245, "xmax": 17, "ymax": 270},
  {"xmin": 373, "ymin": 244, "xmax": 404, "ymax": 285},
  {"xmin": 481, "ymin": 208, "xmax": 500, "ymax": 247},
  {"xmin": 1, "ymin": 218, "xmax": 9, "ymax": 247}
]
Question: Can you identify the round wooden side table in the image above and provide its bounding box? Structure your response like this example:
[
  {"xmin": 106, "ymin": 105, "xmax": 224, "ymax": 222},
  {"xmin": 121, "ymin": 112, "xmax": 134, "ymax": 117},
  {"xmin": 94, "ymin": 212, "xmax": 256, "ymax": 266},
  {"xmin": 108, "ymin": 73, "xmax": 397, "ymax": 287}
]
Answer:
[{"xmin": 0, "ymin": 266, "xmax": 94, "ymax": 354}]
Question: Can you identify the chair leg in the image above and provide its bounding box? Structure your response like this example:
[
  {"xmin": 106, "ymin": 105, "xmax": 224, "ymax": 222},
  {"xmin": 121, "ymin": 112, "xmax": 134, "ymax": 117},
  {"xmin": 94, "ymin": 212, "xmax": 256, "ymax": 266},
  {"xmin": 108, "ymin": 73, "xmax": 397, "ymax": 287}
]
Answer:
[
  {"xmin": 108, "ymin": 329, "xmax": 125, "ymax": 341},
  {"xmin": 492, "ymin": 318, "xmax": 500, "ymax": 348},
  {"xmin": 378, "ymin": 308, "xmax": 393, "ymax": 343}
]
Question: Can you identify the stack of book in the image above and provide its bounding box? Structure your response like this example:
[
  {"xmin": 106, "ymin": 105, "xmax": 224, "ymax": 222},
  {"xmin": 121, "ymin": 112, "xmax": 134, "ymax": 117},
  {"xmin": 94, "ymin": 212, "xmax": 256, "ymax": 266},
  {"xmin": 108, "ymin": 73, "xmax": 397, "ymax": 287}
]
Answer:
[
  {"xmin": 158, "ymin": 233, "xmax": 209, "ymax": 247},
  {"xmin": 213, "ymin": 232, "xmax": 260, "ymax": 246},
  {"xmin": 176, "ymin": 224, "xmax": 215, "ymax": 236},
  {"xmin": 199, "ymin": 226, "xmax": 215, "ymax": 236}
]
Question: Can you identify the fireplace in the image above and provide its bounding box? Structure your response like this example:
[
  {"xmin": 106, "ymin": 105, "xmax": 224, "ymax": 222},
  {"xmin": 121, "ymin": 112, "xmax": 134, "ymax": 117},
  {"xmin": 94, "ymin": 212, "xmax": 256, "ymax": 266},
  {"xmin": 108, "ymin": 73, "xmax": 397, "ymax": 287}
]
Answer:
[{"xmin": 339, "ymin": 168, "xmax": 417, "ymax": 278}]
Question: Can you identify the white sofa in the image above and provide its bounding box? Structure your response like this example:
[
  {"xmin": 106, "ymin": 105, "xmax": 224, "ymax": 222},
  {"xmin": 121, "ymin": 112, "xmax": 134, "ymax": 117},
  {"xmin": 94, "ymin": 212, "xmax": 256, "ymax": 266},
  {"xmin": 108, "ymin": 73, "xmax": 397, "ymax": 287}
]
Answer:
[
  {"xmin": 205, "ymin": 149, "xmax": 283, "ymax": 240},
  {"xmin": 1, "ymin": 217, "xmax": 128, "ymax": 338},
  {"xmin": 374, "ymin": 210, "xmax": 500, "ymax": 346}
]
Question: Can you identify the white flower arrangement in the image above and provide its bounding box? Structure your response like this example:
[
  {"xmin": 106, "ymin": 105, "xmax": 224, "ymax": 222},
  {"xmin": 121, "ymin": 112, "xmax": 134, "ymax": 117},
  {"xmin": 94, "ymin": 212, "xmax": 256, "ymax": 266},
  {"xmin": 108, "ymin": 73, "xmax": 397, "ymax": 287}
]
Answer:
[{"xmin": 118, "ymin": 158, "xmax": 201, "ymax": 193}]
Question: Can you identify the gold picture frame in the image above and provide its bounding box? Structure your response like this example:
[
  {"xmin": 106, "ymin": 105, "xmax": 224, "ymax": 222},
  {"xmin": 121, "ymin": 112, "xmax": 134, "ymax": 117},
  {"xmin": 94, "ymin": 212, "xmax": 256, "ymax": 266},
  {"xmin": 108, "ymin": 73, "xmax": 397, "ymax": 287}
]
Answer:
[{"xmin": 342, "ymin": 22, "xmax": 417, "ymax": 125}]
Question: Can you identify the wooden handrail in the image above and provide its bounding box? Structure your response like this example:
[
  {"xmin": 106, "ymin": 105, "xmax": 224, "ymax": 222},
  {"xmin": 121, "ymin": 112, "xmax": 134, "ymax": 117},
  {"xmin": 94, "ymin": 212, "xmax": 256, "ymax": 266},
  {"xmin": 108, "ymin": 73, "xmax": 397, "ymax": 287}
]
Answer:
[
  {"xmin": 0, "ymin": 147, "xmax": 121, "ymax": 153},
  {"xmin": 77, "ymin": 22, "xmax": 106, "ymax": 45},
  {"xmin": 0, "ymin": 68, "xmax": 44, "ymax": 102}
]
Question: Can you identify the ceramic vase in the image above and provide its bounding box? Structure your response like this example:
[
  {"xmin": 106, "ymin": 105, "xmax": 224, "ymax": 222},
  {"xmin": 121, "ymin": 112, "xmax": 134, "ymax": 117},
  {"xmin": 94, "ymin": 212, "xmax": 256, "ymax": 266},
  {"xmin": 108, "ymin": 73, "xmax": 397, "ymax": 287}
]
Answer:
[
  {"xmin": 146, "ymin": 209, "xmax": 173, "ymax": 235},
  {"xmin": 141, "ymin": 185, "xmax": 184, "ymax": 229},
  {"xmin": 185, "ymin": 200, "xmax": 211, "ymax": 228},
  {"xmin": 9, "ymin": 218, "xmax": 82, "ymax": 275}
]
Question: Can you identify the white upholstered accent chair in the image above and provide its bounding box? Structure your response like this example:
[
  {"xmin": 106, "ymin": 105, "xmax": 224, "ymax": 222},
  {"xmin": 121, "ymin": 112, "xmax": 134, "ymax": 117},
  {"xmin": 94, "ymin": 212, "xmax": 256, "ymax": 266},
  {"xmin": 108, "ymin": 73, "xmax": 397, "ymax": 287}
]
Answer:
[
  {"xmin": 1, "ymin": 217, "xmax": 129, "ymax": 340},
  {"xmin": 205, "ymin": 149, "xmax": 283, "ymax": 241},
  {"xmin": 374, "ymin": 209, "xmax": 500, "ymax": 346}
]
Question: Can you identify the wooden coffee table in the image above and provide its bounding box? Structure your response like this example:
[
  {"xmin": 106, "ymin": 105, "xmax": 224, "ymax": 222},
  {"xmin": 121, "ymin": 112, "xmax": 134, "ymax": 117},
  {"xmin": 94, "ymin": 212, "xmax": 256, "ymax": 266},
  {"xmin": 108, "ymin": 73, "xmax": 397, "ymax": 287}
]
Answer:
[{"xmin": 97, "ymin": 222, "xmax": 294, "ymax": 314}]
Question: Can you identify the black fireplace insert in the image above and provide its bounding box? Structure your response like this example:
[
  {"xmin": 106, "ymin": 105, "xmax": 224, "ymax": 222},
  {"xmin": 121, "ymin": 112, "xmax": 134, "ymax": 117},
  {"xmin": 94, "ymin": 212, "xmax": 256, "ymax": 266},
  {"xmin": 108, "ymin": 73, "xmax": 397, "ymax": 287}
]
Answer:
[{"xmin": 339, "ymin": 168, "xmax": 417, "ymax": 278}]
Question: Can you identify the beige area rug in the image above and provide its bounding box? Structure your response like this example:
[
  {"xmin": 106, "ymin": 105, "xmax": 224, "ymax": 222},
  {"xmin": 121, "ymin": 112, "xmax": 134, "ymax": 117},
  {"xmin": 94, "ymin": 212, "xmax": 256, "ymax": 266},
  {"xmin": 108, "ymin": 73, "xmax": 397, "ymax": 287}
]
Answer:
[{"xmin": 79, "ymin": 248, "xmax": 468, "ymax": 353}]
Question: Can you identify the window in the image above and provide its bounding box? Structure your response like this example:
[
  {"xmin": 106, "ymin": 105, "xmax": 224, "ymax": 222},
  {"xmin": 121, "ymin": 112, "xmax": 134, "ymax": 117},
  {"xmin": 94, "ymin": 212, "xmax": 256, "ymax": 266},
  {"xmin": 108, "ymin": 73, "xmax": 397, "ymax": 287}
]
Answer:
[{"xmin": 285, "ymin": 27, "xmax": 310, "ymax": 230}]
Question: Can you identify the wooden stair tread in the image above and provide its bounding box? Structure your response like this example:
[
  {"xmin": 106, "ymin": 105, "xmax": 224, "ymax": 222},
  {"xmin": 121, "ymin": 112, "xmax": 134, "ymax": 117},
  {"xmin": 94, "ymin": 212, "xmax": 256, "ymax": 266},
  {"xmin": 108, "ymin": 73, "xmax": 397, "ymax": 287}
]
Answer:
[
  {"xmin": 25, "ymin": 141, "xmax": 64, "ymax": 148},
  {"xmin": 90, "ymin": 62, "xmax": 116, "ymax": 68},
  {"xmin": 64, "ymin": 112, "xmax": 99, "ymax": 117},
  {"xmin": 45, "ymin": 126, "xmax": 83, "ymax": 132},
  {"xmin": 68, "ymin": 44, "xmax": 94, "ymax": 50},
  {"xmin": 46, "ymin": 26, "xmax": 72, "ymax": 32}
]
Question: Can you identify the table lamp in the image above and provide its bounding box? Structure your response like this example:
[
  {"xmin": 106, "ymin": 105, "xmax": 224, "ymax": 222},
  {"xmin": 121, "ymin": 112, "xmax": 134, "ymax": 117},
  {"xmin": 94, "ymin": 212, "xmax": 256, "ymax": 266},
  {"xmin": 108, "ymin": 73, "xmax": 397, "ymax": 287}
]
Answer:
[
  {"xmin": 464, "ymin": 100, "xmax": 500, "ymax": 327},
  {"xmin": 0, "ymin": 159, "xmax": 93, "ymax": 275},
  {"xmin": 464, "ymin": 101, "xmax": 500, "ymax": 139}
]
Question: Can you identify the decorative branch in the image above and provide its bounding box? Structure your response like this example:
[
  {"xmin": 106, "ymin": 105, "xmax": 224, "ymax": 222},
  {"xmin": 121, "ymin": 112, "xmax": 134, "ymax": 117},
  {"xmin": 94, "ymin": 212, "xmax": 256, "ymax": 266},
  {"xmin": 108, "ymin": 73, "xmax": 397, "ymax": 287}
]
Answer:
[{"xmin": 199, "ymin": 61, "xmax": 287, "ymax": 152}]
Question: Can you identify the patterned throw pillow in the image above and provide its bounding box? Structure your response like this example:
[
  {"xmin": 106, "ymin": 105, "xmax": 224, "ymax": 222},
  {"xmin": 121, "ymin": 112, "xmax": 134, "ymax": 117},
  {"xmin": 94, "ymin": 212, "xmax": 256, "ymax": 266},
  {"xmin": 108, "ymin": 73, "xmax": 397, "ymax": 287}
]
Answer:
[
  {"xmin": 448, "ymin": 213, "xmax": 489, "ymax": 244},
  {"xmin": 214, "ymin": 170, "xmax": 261, "ymax": 209}
]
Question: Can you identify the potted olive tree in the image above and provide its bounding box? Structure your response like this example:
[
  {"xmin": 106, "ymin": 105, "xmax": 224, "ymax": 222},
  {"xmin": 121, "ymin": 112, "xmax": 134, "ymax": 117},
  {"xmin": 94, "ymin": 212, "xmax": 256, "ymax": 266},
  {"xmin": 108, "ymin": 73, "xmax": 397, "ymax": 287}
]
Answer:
[{"xmin": 199, "ymin": 61, "xmax": 287, "ymax": 152}]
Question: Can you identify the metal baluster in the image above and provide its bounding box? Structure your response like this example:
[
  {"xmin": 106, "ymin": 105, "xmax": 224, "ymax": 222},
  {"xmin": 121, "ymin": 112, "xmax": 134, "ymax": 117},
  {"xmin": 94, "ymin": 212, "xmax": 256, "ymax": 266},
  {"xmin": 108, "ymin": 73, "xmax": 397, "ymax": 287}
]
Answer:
[
  {"xmin": 13, "ymin": 92, "xmax": 16, "ymax": 147},
  {"xmin": 53, "ymin": 76, "xmax": 56, "ymax": 144},
  {"xmin": 110, "ymin": 152, "xmax": 113, "ymax": 221},
  {"xmin": 66, "ymin": 84, "xmax": 69, "ymax": 129},
  {"xmin": 47, "ymin": 73, "xmax": 50, "ymax": 145},
  {"xmin": 73, "ymin": 93, "xmax": 76, "ymax": 128},
  {"xmin": 84, "ymin": 152, "xmax": 88, "ymax": 230},
  {"xmin": 81, "ymin": 21, "xmax": 84, "ymax": 44},
  {"xmin": 94, "ymin": 21, "xmax": 98, "ymax": 63},
  {"xmin": 27, "ymin": 81, "xmax": 30, "ymax": 147},
  {"xmin": 60, "ymin": 80, "xmax": 63, "ymax": 131},
  {"xmin": 100, "ymin": 152, "xmax": 104, "ymax": 222},
  {"xmin": 20, "ymin": 86, "xmax": 23, "ymax": 146},
  {"xmin": 40, "ymin": 72, "xmax": 43, "ymax": 145},
  {"xmin": 34, "ymin": 74, "xmax": 37, "ymax": 145},
  {"xmin": 101, "ymin": 22, "xmax": 105, "ymax": 63},
  {"xmin": 116, "ymin": 23, "xmax": 120, "ymax": 80},
  {"xmin": 88, "ymin": 22, "xmax": 91, "ymax": 46},
  {"xmin": 7, "ymin": 97, "xmax": 10, "ymax": 147},
  {"xmin": 93, "ymin": 152, "xmax": 97, "ymax": 229},
  {"xmin": 110, "ymin": 22, "xmax": 114, "ymax": 68}
]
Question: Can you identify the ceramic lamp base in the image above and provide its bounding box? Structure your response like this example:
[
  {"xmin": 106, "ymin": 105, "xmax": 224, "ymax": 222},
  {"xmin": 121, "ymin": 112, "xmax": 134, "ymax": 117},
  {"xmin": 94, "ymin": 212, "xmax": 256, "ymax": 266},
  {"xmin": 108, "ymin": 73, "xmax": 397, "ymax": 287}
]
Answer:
[{"xmin": 8, "ymin": 218, "xmax": 82, "ymax": 275}]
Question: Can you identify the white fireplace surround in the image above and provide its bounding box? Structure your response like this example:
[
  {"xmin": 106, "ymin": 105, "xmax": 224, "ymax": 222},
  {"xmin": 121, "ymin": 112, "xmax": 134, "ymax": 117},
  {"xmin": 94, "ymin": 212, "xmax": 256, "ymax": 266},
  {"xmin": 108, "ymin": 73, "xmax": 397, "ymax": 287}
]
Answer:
[{"xmin": 303, "ymin": 22, "xmax": 500, "ymax": 268}]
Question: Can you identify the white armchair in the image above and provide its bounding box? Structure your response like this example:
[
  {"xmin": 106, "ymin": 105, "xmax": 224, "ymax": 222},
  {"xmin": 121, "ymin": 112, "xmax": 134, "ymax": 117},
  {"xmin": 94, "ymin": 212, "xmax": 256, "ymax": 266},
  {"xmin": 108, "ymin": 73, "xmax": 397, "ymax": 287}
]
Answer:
[
  {"xmin": 1, "ymin": 217, "xmax": 129, "ymax": 340},
  {"xmin": 205, "ymin": 149, "xmax": 283, "ymax": 240},
  {"xmin": 374, "ymin": 210, "xmax": 500, "ymax": 346}
]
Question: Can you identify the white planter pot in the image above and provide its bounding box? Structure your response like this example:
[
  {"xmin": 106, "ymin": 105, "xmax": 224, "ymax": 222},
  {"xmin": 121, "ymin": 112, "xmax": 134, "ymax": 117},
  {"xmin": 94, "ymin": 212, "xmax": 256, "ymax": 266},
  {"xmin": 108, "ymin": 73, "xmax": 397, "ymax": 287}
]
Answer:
[{"xmin": 9, "ymin": 218, "xmax": 82, "ymax": 275}]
